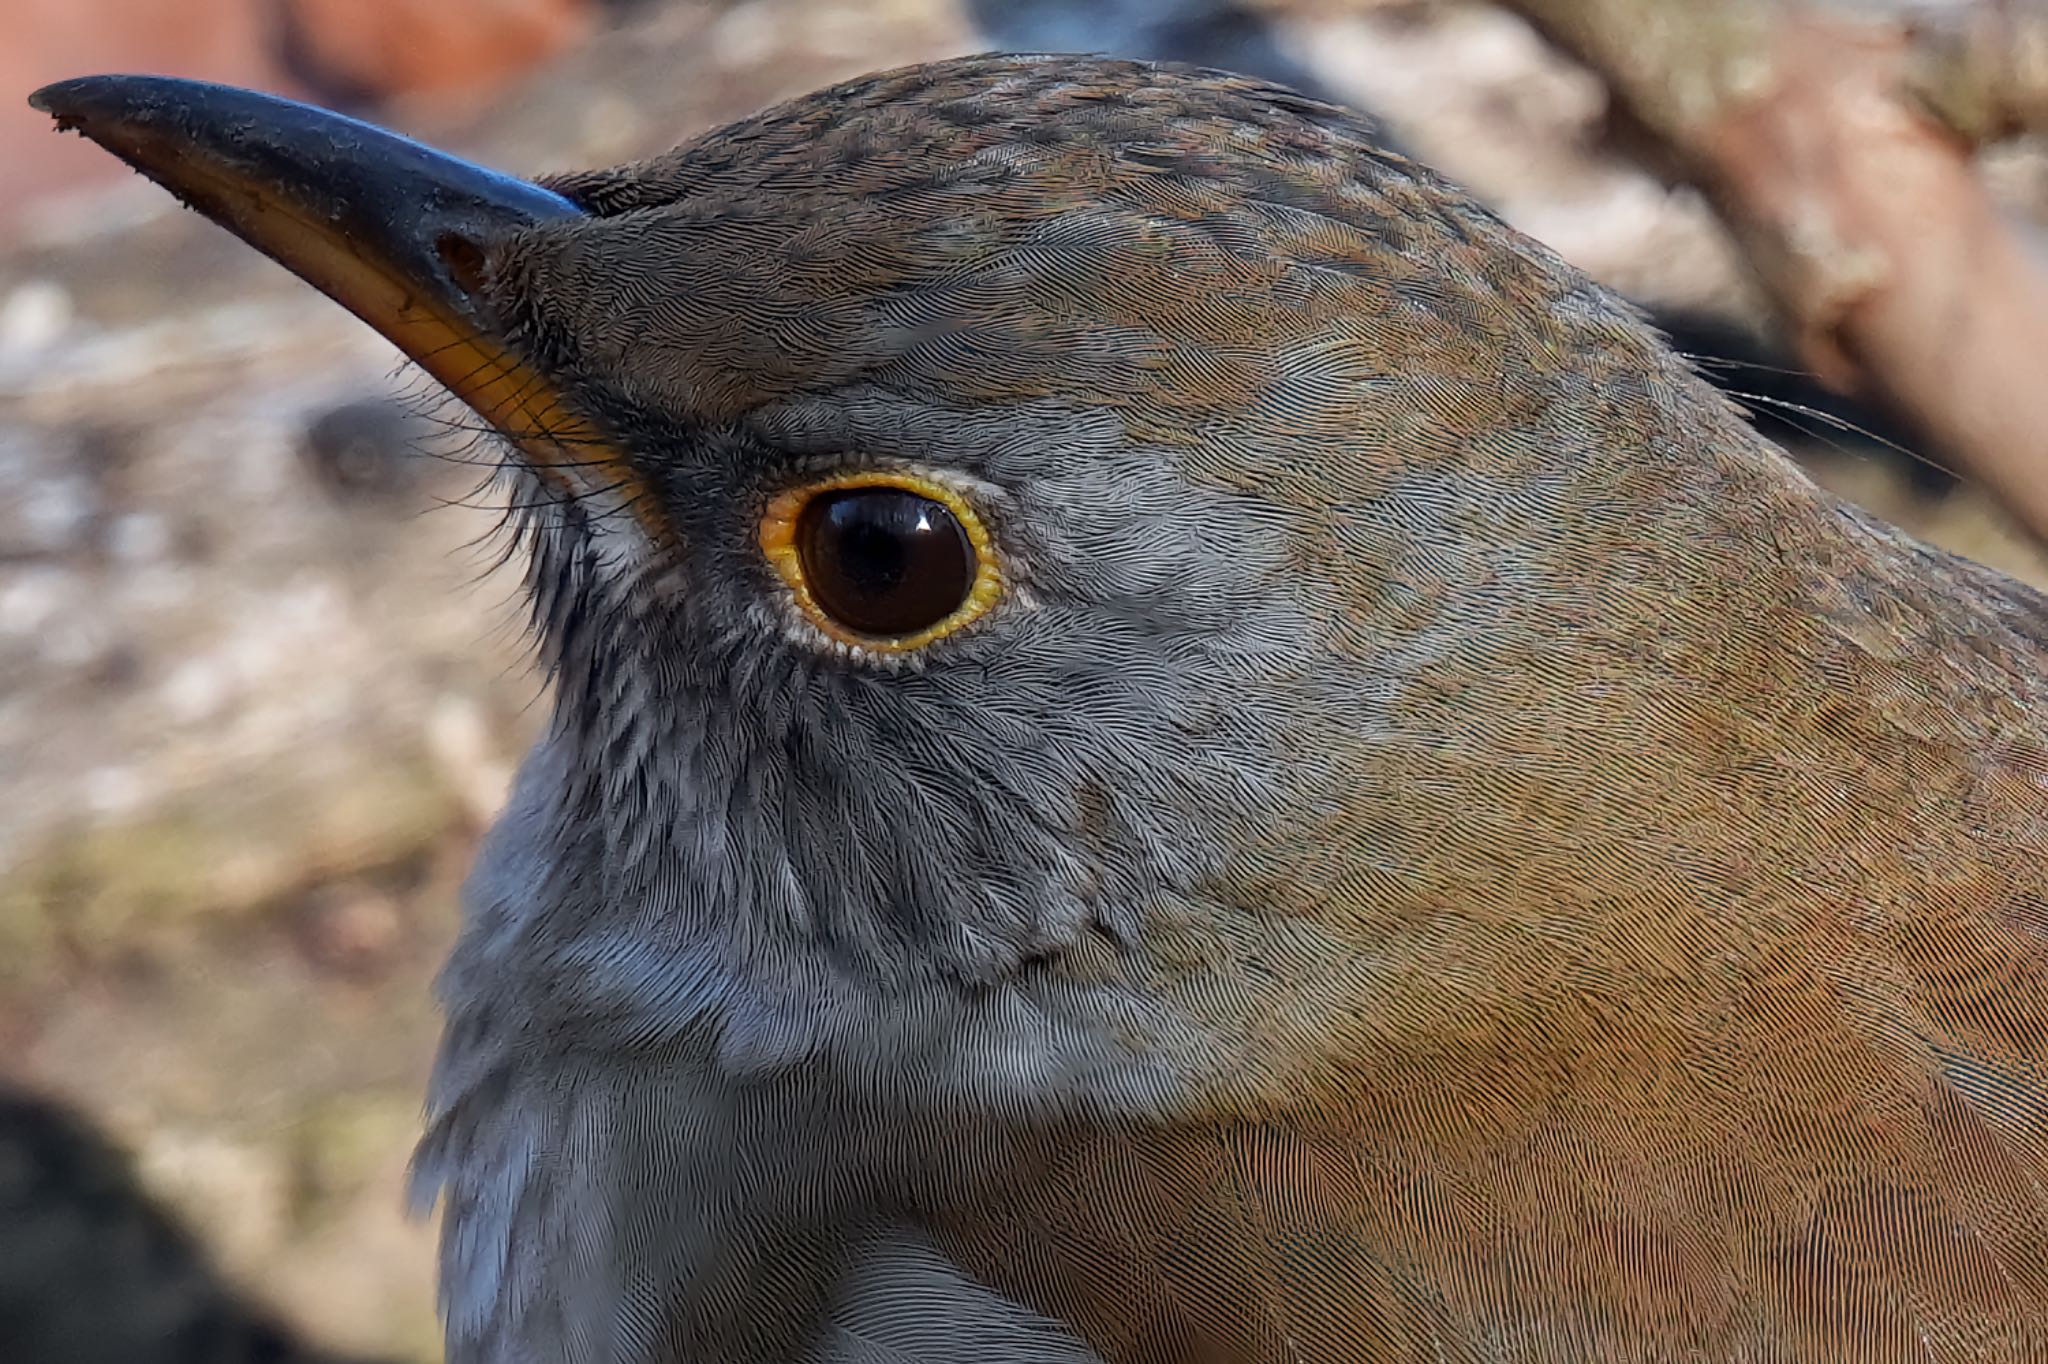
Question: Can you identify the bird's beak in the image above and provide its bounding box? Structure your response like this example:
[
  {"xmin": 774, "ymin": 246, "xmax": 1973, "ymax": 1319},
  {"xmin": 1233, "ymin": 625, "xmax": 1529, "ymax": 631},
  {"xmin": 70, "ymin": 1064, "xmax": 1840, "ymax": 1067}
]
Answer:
[{"xmin": 27, "ymin": 75, "xmax": 612, "ymax": 478}]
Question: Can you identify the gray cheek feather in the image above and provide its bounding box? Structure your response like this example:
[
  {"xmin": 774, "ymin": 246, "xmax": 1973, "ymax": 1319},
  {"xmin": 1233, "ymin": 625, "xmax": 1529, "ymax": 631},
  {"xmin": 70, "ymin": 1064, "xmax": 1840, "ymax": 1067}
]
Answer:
[{"xmin": 408, "ymin": 398, "xmax": 1355, "ymax": 1362}]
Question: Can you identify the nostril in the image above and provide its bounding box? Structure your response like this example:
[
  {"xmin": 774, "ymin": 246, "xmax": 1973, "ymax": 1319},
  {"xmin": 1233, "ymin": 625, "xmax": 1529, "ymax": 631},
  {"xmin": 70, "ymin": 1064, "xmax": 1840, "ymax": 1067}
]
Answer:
[{"xmin": 436, "ymin": 231, "xmax": 490, "ymax": 293}]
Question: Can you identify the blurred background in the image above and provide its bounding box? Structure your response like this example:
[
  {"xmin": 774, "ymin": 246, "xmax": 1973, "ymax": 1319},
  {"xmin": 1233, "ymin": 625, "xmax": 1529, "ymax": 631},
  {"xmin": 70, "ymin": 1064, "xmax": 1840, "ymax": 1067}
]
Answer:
[{"xmin": 4, "ymin": 1, "xmax": 2047, "ymax": 1360}]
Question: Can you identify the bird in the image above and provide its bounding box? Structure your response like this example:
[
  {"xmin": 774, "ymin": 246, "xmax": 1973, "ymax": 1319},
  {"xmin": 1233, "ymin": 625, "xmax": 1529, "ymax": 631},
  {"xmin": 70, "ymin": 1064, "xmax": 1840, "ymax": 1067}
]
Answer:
[{"xmin": 29, "ymin": 53, "xmax": 2048, "ymax": 1364}]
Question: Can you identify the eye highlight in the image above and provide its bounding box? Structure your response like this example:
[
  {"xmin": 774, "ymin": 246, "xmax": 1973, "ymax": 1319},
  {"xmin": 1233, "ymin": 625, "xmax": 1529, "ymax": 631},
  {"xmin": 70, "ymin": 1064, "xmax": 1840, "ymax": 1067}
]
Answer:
[{"xmin": 759, "ymin": 471, "xmax": 1002, "ymax": 652}]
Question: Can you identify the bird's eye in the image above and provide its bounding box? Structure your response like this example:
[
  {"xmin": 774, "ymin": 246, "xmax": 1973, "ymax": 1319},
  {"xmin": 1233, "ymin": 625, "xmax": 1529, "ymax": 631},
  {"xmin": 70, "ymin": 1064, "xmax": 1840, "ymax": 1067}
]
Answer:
[{"xmin": 759, "ymin": 471, "xmax": 1002, "ymax": 652}]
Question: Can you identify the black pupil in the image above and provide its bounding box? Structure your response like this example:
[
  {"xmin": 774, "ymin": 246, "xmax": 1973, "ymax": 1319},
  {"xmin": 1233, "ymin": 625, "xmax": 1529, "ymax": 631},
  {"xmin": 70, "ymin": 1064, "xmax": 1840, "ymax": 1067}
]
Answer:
[{"xmin": 796, "ymin": 487, "xmax": 975, "ymax": 637}]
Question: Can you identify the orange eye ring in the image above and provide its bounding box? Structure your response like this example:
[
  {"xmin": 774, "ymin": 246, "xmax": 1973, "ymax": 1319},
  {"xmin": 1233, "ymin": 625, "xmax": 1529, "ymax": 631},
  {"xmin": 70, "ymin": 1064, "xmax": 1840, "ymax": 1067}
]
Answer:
[{"xmin": 759, "ymin": 470, "xmax": 1004, "ymax": 654}]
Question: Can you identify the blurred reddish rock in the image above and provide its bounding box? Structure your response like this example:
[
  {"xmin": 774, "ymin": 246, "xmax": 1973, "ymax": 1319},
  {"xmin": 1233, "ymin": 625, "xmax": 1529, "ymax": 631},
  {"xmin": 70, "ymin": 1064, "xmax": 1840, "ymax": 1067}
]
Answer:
[{"xmin": 281, "ymin": 0, "xmax": 594, "ymax": 107}]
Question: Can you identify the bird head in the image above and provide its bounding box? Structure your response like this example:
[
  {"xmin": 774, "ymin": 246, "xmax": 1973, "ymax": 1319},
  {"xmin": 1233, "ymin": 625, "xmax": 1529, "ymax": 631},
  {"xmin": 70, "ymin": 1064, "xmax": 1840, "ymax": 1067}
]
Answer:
[{"xmin": 31, "ymin": 57, "xmax": 1820, "ymax": 1103}]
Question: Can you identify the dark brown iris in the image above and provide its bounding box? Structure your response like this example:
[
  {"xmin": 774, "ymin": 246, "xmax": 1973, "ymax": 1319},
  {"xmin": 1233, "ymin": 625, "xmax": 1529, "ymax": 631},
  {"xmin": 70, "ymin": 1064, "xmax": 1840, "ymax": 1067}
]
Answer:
[{"xmin": 795, "ymin": 486, "xmax": 976, "ymax": 637}]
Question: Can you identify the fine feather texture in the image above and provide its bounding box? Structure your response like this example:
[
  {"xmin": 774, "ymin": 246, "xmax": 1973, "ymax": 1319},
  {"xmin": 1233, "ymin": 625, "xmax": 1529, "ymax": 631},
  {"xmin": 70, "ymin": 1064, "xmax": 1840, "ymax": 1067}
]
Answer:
[{"xmin": 396, "ymin": 55, "xmax": 2048, "ymax": 1363}]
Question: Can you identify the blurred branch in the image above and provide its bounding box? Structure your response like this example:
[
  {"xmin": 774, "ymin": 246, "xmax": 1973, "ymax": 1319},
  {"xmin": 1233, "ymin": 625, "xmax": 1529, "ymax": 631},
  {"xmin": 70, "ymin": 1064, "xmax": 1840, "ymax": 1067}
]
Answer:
[
  {"xmin": 1907, "ymin": 0, "xmax": 2048, "ymax": 143},
  {"xmin": 1495, "ymin": 0, "xmax": 2048, "ymax": 547}
]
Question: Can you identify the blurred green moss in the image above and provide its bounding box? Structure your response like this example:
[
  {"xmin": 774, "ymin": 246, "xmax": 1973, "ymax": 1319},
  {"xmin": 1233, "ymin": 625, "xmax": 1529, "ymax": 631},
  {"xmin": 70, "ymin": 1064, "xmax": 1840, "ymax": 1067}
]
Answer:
[{"xmin": 1, "ymin": 751, "xmax": 459, "ymax": 989}]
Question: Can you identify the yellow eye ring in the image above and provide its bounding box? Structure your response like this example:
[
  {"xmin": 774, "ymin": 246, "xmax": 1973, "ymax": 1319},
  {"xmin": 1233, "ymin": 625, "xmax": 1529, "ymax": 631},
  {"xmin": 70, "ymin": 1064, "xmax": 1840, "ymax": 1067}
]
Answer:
[{"xmin": 759, "ymin": 470, "xmax": 1003, "ymax": 654}]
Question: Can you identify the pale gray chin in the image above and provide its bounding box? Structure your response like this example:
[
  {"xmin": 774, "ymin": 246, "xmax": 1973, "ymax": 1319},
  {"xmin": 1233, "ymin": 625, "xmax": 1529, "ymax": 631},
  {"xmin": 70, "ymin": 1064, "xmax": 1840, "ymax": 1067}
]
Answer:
[{"xmin": 806, "ymin": 1229, "xmax": 1107, "ymax": 1364}]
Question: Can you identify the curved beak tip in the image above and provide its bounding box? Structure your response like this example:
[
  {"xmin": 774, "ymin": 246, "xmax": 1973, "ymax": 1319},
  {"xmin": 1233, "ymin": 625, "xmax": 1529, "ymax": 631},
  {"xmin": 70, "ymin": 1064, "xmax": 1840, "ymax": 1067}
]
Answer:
[
  {"xmin": 26, "ymin": 76, "xmax": 88, "ymax": 118},
  {"xmin": 29, "ymin": 74, "xmax": 165, "ymax": 138}
]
